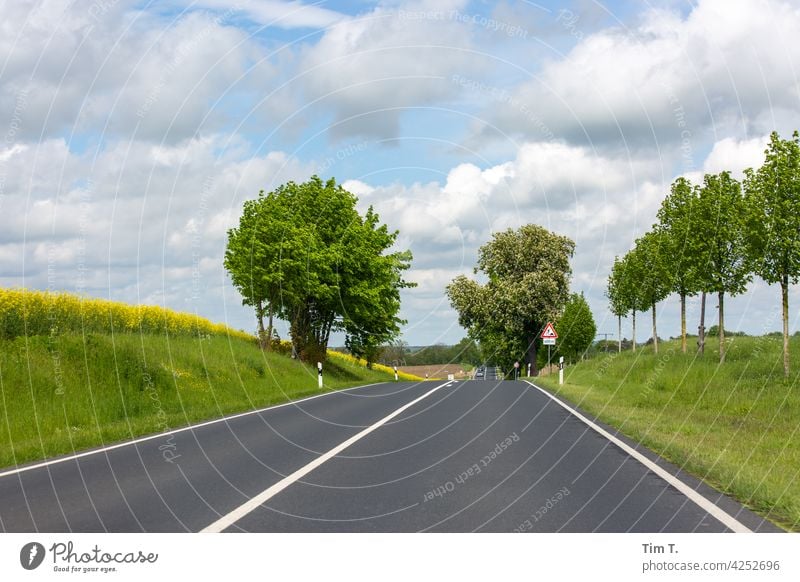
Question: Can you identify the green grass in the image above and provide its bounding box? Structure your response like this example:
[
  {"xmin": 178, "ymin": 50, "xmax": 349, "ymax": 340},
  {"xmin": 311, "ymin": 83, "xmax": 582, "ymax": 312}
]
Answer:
[
  {"xmin": 0, "ymin": 332, "xmax": 397, "ymax": 469},
  {"xmin": 536, "ymin": 335, "xmax": 800, "ymax": 531}
]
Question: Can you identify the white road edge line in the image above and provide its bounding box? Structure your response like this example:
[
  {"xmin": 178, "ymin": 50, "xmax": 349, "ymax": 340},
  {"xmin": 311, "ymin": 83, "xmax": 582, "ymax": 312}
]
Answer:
[
  {"xmin": 0, "ymin": 381, "xmax": 392, "ymax": 480},
  {"xmin": 523, "ymin": 381, "xmax": 752, "ymax": 533},
  {"xmin": 201, "ymin": 380, "xmax": 455, "ymax": 533}
]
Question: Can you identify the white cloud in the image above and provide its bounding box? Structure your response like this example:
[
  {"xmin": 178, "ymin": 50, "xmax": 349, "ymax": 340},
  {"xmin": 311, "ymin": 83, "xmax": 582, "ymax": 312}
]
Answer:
[
  {"xmin": 0, "ymin": 3, "xmax": 263, "ymax": 143},
  {"xmin": 478, "ymin": 0, "xmax": 800, "ymax": 148},
  {"xmin": 294, "ymin": 0, "xmax": 489, "ymax": 139}
]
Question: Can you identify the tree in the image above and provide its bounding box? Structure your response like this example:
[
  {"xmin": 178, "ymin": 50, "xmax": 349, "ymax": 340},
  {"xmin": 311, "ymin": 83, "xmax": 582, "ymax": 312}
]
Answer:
[
  {"xmin": 446, "ymin": 224, "xmax": 574, "ymax": 375},
  {"xmin": 225, "ymin": 176, "xmax": 414, "ymax": 363},
  {"xmin": 557, "ymin": 292, "xmax": 597, "ymax": 362},
  {"xmin": 694, "ymin": 171, "xmax": 752, "ymax": 363},
  {"xmin": 224, "ymin": 192, "xmax": 281, "ymax": 348},
  {"xmin": 606, "ymin": 256, "xmax": 628, "ymax": 353},
  {"xmin": 619, "ymin": 247, "xmax": 651, "ymax": 352},
  {"xmin": 657, "ymin": 177, "xmax": 700, "ymax": 353},
  {"xmin": 629, "ymin": 230, "xmax": 672, "ymax": 354},
  {"xmin": 744, "ymin": 131, "xmax": 800, "ymax": 378}
]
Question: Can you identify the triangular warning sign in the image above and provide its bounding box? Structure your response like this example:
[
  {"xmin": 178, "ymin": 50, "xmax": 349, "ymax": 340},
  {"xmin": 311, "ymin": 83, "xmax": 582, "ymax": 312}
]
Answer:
[{"xmin": 540, "ymin": 322, "xmax": 558, "ymax": 339}]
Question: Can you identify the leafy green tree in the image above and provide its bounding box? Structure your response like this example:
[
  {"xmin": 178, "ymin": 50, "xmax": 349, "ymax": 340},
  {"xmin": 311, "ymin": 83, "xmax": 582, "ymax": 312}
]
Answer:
[
  {"xmin": 446, "ymin": 224, "xmax": 574, "ymax": 375},
  {"xmin": 606, "ymin": 256, "xmax": 629, "ymax": 353},
  {"xmin": 629, "ymin": 230, "xmax": 672, "ymax": 354},
  {"xmin": 694, "ymin": 171, "xmax": 752, "ymax": 363},
  {"xmin": 225, "ymin": 176, "xmax": 414, "ymax": 363},
  {"xmin": 744, "ymin": 131, "xmax": 800, "ymax": 378},
  {"xmin": 557, "ymin": 292, "xmax": 597, "ymax": 362},
  {"xmin": 619, "ymin": 247, "xmax": 651, "ymax": 352},
  {"xmin": 657, "ymin": 177, "xmax": 700, "ymax": 353}
]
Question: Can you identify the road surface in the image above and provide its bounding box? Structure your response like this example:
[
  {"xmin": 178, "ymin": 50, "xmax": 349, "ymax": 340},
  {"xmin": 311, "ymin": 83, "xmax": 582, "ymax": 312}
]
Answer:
[{"xmin": 0, "ymin": 379, "xmax": 779, "ymax": 532}]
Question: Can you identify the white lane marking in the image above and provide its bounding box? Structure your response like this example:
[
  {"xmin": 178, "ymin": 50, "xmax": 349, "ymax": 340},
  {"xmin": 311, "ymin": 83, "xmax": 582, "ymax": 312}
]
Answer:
[
  {"xmin": 523, "ymin": 381, "xmax": 752, "ymax": 533},
  {"xmin": 201, "ymin": 380, "xmax": 454, "ymax": 533},
  {"xmin": 0, "ymin": 382, "xmax": 390, "ymax": 480}
]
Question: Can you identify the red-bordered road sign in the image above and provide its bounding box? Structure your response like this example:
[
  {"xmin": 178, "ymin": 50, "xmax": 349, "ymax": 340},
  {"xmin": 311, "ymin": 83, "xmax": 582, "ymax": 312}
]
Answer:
[{"xmin": 540, "ymin": 322, "xmax": 558, "ymax": 339}]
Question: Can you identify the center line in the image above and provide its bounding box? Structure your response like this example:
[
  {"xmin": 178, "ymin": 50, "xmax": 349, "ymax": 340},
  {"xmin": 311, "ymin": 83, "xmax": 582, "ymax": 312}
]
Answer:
[{"xmin": 201, "ymin": 380, "xmax": 454, "ymax": 533}]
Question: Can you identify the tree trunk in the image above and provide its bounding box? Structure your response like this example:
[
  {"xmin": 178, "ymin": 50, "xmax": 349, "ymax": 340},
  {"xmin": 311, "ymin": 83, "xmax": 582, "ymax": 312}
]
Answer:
[
  {"xmin": 256, "ymin": 299, "xmax": 266, "ymax": 349},
  {"xmin": 698, "ymin": 291, "xmax": 706, "ymax": 355},
  {"xmin": 718, "ymin": 291, "xmax": 725, "ymax": 363},
  {"xmin": 632, "ymin": 311, "xmax": 636, "ymax": 352},
  {"xmin": 782, "ymin": 277, "xmax": 790, "ymax": 378},
  {"xmin": 265, "ymin": 303, "xmax": 274, "ymax": 351},
  {"xmin": 618, "ymin": 314, "xmax": 622, "ymax": 353},
  {"xmin": 680, "ymin": 293, "xmax": 687, "ymax": 354},
  {"xmin": 651, "ymin": 301, "xmax": 658, "ymax": 354},
  {"xmin": 527, "ymin": 335, "xmax": 538, "ymax": 377}
]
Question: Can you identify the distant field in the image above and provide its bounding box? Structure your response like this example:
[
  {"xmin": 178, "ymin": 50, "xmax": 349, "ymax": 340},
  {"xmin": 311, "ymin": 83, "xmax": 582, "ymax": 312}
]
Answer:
[
  {"xmin": 536, "ymin": 336, "xmax": 800, "ymax": 531},
  {"xmin": 399, "ymin": 364, "xmax": 471, "ymax": 379}
]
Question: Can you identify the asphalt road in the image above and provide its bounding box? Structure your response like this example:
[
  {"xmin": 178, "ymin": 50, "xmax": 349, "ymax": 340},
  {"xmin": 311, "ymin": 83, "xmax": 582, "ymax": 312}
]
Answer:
[{"xmin": 0, "ymin": 379, "xmax": 780, "ymax": 532}]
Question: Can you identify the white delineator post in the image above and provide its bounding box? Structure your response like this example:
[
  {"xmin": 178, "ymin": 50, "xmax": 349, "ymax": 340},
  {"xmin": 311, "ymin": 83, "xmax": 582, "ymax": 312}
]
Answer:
[
  {"xmin": 527, "ymin": 362, "xmax": 531, "ymax": 377},
  {"xmin": 317, "ymin": 362, "xmax": 323, "ymax": 389},
  {"xmin": 559, "ymin": 356, "xmax": 564, "ymax": 385},
  {"xmin": 393, "ymin": 365, "xmax": 398, "ymax": 382}
]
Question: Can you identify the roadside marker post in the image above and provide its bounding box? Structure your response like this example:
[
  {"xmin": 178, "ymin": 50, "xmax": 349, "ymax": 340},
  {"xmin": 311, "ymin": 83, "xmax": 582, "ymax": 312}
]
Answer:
[
  {"xmin": 317, "ymin": 362, "xmax": 323, "ymax": 389},
  {"xmin": 527, "ymin": 362, "xmax": 531, "ymax": 377},
  {"xmin": 559, "ymin": 356, "xmax": 564, "ymax": 385},
  {"xmin": 393, "ymin": 365, "xmax": 398, "ymax": 382},
  {"xmin": 514, "ymin": 361, "xmax": 519, "ymax": 381}
]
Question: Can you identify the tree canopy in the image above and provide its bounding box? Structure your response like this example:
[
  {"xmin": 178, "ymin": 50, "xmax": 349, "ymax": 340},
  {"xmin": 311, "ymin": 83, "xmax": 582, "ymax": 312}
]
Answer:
[
  {"xmin": 743, "ymin": 131, "xmax": 800, "ymax": 376},
  {"xmin": 446, "ymin": 224, "xmax": 574, "ymax": 374},
  {"xmin": 556, "ymin": 292, "xmax": 597, "ymax": 362},
  {"xmin": 225, "ymin": 176, "xmax": 414, "ymax": 363}
]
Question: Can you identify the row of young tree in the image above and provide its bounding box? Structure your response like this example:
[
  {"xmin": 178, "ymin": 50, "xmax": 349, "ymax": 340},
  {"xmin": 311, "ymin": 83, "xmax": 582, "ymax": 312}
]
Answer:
[{"xmin": 606, "ymin": 131, "xmax": 800, "ymax": 377}]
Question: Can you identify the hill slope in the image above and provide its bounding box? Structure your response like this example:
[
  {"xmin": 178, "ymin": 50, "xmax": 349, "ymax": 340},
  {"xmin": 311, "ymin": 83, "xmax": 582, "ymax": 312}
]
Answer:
[{"xmin": 0, "ymin": 332, "xmax": 400, "ymax": 469}]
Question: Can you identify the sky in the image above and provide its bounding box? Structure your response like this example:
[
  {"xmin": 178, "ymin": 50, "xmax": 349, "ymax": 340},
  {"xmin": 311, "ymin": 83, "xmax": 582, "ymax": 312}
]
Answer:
[{"xmin": 2, "ymin": 0, "xmax": 800, "ymax": 346}]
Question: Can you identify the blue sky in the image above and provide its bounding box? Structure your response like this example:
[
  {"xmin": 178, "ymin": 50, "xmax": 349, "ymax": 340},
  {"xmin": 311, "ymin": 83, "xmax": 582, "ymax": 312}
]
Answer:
[{"xmin": 2, "ymin": 0, "xmax": 800, "ymax": 346}]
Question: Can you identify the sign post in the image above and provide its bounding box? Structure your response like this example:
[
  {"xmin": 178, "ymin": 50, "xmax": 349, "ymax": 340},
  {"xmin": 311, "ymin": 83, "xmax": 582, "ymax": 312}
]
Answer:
[
  {"xmin": 540, "ymin": 322, "xmax": 558, "ymax": 374},
  {"xmin": 514, "ymin": 361, "xmax": 519, "ymax": 381},
  {"xmin": 559, "ymin": 356, "xmax": 564, "ymax": 385}
]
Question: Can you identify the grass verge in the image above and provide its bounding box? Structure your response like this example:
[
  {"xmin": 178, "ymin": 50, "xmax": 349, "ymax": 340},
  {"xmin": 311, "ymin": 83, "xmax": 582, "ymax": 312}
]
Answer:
[
  {"xmin": 0, "ymin": 332, "xmax": 400, "ymax": 469},
  {"xmin": 536, "ymin": 335, "xmax": 800, "ymax": 531}
]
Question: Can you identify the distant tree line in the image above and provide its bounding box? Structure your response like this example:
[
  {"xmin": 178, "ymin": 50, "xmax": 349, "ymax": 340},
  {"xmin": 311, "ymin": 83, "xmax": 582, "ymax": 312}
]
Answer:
[{"xmin": 607, "ymin": 131, "xmax": 800, "ymax": 377}]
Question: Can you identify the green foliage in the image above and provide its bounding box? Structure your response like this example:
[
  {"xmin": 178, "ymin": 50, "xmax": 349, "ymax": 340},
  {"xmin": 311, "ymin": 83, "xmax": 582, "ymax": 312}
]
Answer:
[
  {"xmin": 656, "ymin": 177, "xmax": 701, "ymax": 297},
  {"xmin": 629, "ymin": 230, "xmax": 673, "ymax": 310},
  {"xmin": 447, "ymin": 224, "xmax": 574, "ymax": 371},
  {"xmin": 694, "ymin": 171, "xmax": 752, "ymax": 296},
  {"xmin": 743, "ymin": 131, "xmax": 800, "ymax": 287},
  {"xmin": 744, "ymin": 130, "xmax": 800, "ymax": 377},
  {"xmin": 606, "ymin": 256, "xmax": 630, "ymax": 318},
  {"xmin": 225, "ymin": 176, "xmax": 414, "ymax": 363},
  {"xmin": 556, "ymin": 292, "xmax": 597, "ymax": 362}
]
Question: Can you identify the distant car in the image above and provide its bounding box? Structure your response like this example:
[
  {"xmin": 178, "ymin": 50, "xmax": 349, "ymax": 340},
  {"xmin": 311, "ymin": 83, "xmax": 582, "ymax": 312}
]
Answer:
[{"xmin": 475, "ymin": 371, "xmax": 484, "ymax": 378}]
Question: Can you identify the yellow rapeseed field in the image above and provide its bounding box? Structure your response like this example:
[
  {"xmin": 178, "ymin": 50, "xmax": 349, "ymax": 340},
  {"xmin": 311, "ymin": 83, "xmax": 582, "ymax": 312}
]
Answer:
[
  {"xmin": 0, "ymin": 287, "xmax": 424, "ymax": 380},
  {"xmin": 0, "ymin": 288, "xmax": 254, "ymax": 341}
]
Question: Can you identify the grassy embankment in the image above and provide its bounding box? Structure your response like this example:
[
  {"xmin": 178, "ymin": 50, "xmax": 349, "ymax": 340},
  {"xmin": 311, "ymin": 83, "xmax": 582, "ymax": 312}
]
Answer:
[
  {"xmin": 0, "ymin": 288, "xmax": 417, "ymax": 469},
  {"xmin": 536, "ymin": 335, "xmax": 800, "ymax": 531}
]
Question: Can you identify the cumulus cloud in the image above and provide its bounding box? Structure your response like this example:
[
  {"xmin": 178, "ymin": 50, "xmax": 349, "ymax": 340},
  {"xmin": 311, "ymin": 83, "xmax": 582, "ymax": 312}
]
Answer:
[
  {"xmin": 0, "ymin": 1, "xmax": 262, "ymax": 143},
  {"xmin": 294, "ymin": 0, "xmax": 492, "ymax": 139},
  {"xmin": 475, "ymin": 0, "xmax": 800, "ymax": 149}
]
